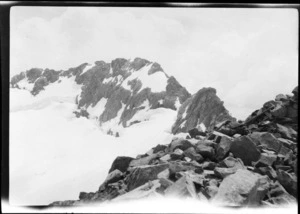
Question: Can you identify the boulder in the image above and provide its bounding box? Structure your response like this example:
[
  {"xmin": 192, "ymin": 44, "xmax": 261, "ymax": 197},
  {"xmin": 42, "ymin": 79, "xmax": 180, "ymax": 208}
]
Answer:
[
  {"xmin": 98, "ymin": 169, "xmax": 123, "ymax": 191},
  {"xmin": 214, "ymin": 167, "xmax": 241, "ymax": 178},
  {"xmin": 152, "ymin": 144, "xmax": 167, "ymax": 154},
  {"xmin": 253, "ymin": 153, "xmax": 277, "ymax": 167},
  {"xmin": 249, "ymin": 132, "xmax": 282, "ymax": 153},
  {"xmin": 229, "ymin": 136, "xmax": 261, "ymax": 166},
  {"xmin": 195, "ymin": 144, "xmax": 215, "ymax": 159},
  {"xmin": 202, "ymin": 161, "xmax": 217, "ymax": 170},
  {"xmin": 160, "ymin": 154, "xmax": 171, "ymax": 162},
  {"xmin": 183, "ymin": 147, "xmax": 204, "ymax": 162},
  {"xmin": 169, "ymin": 138, "xmax": 194, "ymax": 152},
  {"xmin": 125, "ymin": 163, "xmax": 170, "ymax": 192},
  {"xmin": 254, "ymin": 166, "xmax": 277, "ymax": 180},
  {"xmin": 276, "ymin": 123, "xmax": 297, "ymax": 140},
  {"xmin": 129, "ymin": 152, "xmax": 164, "ymax": 167},
  {"xmin": 188, "ymin": 128, "xmax": 206, "ymax": 138},
  {"xmin": 109, "ymin": 156, "xmax": 134, "ymax": 173},
  {"xmin": 277, "ymin": 169, "xmax": 297, "ymax": 198},
  {"xmin": 212, "ymin": 169, "xmax": 270, "ymax": 206},
  {"xmin": 170, "ymin": 149, "xmax": 184, "ymax": 160},
  {"xmin": 219, "ymin": 156, "xmax": 245, "ymax": 169},
  {"xmin": 164, "ymin": 174, "xmax": 198, "ymax": 198},
  {"xmin": 267, "ymin": 181, "xmax": 297, "ymax": 205},
  {"xmin": 215, "ymin": 136, "xmax": 233, "ymax": 160},
  {"xmin": 168, "ymin": 161, "xmax": 203, "ymax": 181}
]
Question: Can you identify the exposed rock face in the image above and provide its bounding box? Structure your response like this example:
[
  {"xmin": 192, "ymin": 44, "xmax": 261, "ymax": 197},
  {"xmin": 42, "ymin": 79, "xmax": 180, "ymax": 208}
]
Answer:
[
  {"xmin": 172, "ymin": 87, "xmax": 235, "ymax": 134},
  {"xmin": 10, "ymin": 58, "xmax": 191, "ymax": 134},
  {"xmin": 49, "ymin": 86, "xmax": 297, "ymax": 207}
]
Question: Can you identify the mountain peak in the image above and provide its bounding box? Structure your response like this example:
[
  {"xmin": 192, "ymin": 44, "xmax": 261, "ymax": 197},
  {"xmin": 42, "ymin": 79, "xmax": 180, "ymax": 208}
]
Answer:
[
  {"xmin": 10, "ymin": 57, "xmax": 191, "ymax": 135},
  {"xmin": 172, "ymin": 87, "xmax": 235, "ymax": 134}
]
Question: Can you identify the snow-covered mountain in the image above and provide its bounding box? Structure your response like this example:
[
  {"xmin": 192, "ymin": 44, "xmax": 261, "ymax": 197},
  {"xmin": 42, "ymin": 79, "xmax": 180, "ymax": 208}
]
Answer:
[
  {"xmin": 9, "ymin": 57, "xmax": 235, "ymax": 205},
  {"xmin": 11, "ymin": 57, "xmax": 191, "ymax": 136}
]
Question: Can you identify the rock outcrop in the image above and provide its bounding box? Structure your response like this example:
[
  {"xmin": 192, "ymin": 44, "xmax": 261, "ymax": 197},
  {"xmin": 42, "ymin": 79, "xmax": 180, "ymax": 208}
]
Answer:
[
  {"xmin": 10, "ymin": 58, "xmax": 191, "ymax": 135},
  {"xmin": 49, "ymin": 87, "xmax": 298, "ymax": 207},
  {"xmin": 172, "ymin": 87, "xmax": 235, "ymax": 134}
]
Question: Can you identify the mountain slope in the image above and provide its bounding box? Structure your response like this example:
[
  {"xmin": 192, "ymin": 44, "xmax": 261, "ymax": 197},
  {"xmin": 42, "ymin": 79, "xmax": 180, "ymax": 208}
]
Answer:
[
  {"xmin": 11, "ymin": 57, "xmax": 191, "ymax": 135},
  {"xmin": 172, "ymin": 87, "xmax": 235, "ymax": 134}
]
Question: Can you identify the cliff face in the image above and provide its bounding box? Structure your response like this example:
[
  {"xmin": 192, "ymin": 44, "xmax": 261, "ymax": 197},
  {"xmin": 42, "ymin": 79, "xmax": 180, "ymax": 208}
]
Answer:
[
  {"xmin": 11, "ymin": 57, "xmax": 191, "ymax": 134},
  {"xmin": 172, "ymin": 87, "xmax": 235, "ymax": 134}
]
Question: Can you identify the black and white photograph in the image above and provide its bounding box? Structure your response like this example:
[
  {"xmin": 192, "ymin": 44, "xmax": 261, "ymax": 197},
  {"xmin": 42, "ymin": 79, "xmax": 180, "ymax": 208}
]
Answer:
[{"xmin": 1, "ymin": 2, "xmax": 298, "ymax": 213}]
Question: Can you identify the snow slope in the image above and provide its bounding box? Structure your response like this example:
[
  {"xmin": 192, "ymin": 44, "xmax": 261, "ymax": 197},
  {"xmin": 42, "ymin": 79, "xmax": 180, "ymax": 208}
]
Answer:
[{"xmin": 9, "ymin": 86, "xmax": 177, "ymax": 205}]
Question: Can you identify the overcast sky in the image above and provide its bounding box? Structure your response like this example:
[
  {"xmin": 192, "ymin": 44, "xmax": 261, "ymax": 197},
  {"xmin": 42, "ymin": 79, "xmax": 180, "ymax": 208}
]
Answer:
[{"xmin": 10, "ymin": 6, "xmax": 298, "ymax": 120}]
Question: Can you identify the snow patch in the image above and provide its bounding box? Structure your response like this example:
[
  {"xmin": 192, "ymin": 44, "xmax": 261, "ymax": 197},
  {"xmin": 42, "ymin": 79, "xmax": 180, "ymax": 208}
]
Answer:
[
  {"xmin": 10, "ymin": 77, "xmax": 82, "ymax": 112},
  {"xmin": 174, "ymin": 97, "xmax": 181, "ymax": 110},
  {"xmin": 179, "ymin": 120, "xmax": 186, "ymax": 128},
  {"xmin": 103, "ymin": 76, "xmax": 114, "ymax": 84},
  {"xmin": 182, "ymin": 105, "xmax": 189, "ymax": 119},
  {"xmin": 121, "ymin": 63, "xmax": 168, "ymax": 93},
  {"xmin": 199, "ymin": 123, "xmax": 206, "ymax": 132},
  {"xmin": 86, "ymin": 98, "xmax": 108, "ymax": 119},
  {"xmin": 15, "ymin": 78, "xmax": 35, "ymax": 91},
  {"xmin": 138, "ymin": 99, "xmax": 150, "ymax": 108},
  {"xmin": 81, "ymin": 63, "xmax": 94, "ymax": 75}
]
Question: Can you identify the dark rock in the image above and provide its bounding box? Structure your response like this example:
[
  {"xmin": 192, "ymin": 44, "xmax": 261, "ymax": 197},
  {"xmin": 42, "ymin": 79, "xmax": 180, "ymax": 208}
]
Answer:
[
  {"xmin": 195, "ymin": 144, "xmax": 215, "ymax": 160},
  {"xmin": 130, "ymin": 57, "xmax": 150, "ymax": 71},
  {"xmin": 32, "ymin": 76, "xmax": 48, "ymax": 95},
  {"xmin": 278, "ymin": 144, "xmax": 292, "ymax": 157},
  {"xmin": 216, "ymin": 136, "xmax": 233, "ymax": 160},
  {"xmin": 202, "ymin": 161, "xmax": 217, "ymax": 170},
  {"xmin": 254, "ymin": 166, "xmax": 277, "ymax": 180},
  {"xmin": 168, "ymin": 161, "xmax": 203, "ymax": 180},
  {"xmin": 188, "ymin": 128, "xmax": 206, "ymax": 138},
  {"xmin": 79, "ymin": 192, "xmax": 96, "ymax": 200},
  {"xmin": 172, "ymin": 87, "xmax": 235, "ymax": 134},
  {"xmin": 170, "ymin": 149, "xmax": 184, "ymax": 160},
  {"xmin": 10, "ymin": 72, "xmax": 25, "ymax": 86},
  {"xmin": 277, "ymin": 169, "xmax": 297, "ymax": 198},
  {"xmin": 129, "ymin": 152, "xmax": 164, "ymax": 167},
  {"xmin": 125, "ymin": 163, "xmax": 169, "ymax": 192},
  {"xmin": 267, "ymin": 181, "xmax": 297, "ymax": 205},
  {"xmin": 169, "ymin": 138, "xmax": 193, "ymax": 152},
  {"xmin": 270, "ymin": 104, "xmax": 287, "ymax": 118},
  {"xmin": 148, "ymin": 62, "xmax": 164, "ymax": 75},
  {"xmin": 152, "ymin": 144, "xmax": 167, "ymax": 154},
  {"xmin": 109, "ymin": 156, "xmax": 134, "ymax": 173},
  {"xmin": 183, "ymin": 147, "xmax": 204, "ymax": 162},
  {"xmin": 26, "ymin": 68, "xmax": 43, "ymax": 83},
  {"xmin": 229, "ymin": 136, "xmax": 261, "ymax": 166},
  {"xmin": 49, "ymin": 200, "xmax": 78, "ymax": 206},
  {"xmin": 99, "ymin": 169, "xmax": 124, "ymax": 191}
]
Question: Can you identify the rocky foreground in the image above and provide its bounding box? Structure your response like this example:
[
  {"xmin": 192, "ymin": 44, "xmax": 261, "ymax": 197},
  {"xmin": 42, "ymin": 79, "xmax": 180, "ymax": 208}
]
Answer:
[{"xmin": 50, "ymin": 86, "xmax": 298, "ymax": 207}]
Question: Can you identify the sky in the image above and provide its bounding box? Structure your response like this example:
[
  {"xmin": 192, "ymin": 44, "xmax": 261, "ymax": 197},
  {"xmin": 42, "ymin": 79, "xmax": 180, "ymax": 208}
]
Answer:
[{"xmin": 10, "ymin": 6, "xmax": 298, "ymax": 120}]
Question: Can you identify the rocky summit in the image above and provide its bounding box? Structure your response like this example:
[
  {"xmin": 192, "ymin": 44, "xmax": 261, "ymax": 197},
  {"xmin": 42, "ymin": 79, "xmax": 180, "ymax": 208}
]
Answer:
[
  {"xmin": 10, "ymin": 57, "xmax": 191, "ymax": 135},
  {"xmin": 172, "ymin": 87, "xmax": 235, "ymax": 134},
  {"xmin": 49, "ymin": 86, "xmax": 298, "ymax": 207}
]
